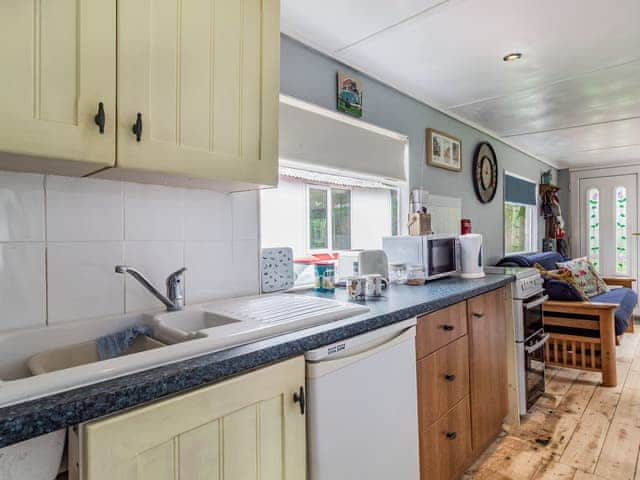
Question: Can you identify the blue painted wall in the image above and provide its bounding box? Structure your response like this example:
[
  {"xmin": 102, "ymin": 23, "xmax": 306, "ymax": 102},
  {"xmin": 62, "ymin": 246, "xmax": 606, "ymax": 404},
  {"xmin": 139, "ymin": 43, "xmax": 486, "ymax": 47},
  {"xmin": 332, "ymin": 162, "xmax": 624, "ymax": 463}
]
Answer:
[{"xmin": 280, "ymin": 35, "xmax": 557, "ymax": 263}]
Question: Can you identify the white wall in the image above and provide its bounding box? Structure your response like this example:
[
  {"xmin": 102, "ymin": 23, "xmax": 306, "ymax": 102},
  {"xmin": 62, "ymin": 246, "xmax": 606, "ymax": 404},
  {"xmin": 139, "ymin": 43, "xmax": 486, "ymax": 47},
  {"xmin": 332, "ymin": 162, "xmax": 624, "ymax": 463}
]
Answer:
[
  {"xmin": 260, "ymin": 180, "xmax": 307, "ymax": 256},
  {"xmin": 0, "ymin": 171, "xmax": 260, "ymax": 333},
  {"xmin": 351, "ymin": 189, "xmax": 392, "ymax": 250}
]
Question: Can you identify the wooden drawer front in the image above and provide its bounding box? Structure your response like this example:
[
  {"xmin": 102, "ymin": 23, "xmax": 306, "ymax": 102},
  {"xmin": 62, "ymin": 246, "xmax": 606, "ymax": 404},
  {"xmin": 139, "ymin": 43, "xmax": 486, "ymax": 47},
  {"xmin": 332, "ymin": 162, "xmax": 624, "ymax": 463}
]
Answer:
[
  {"xmin": 420, "ymin": 396, "xmax": 472, "ymax": 480},
  {"xmin": 417, "ymin": 336, "xmax": 469, "ymax": 427},
  {"xmin": 416, "ymin": 302, "xmax": 467, "ymax": 359}
]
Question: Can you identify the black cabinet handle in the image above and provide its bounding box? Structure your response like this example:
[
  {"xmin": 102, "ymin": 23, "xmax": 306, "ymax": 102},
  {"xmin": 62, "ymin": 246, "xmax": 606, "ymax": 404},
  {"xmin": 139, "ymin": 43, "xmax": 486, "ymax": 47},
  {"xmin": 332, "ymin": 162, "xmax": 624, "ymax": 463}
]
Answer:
[
  {"xmin": 94, "ymin": 102, "xmax": 105, "ymax": 134},
  {"xmin": 472, "ymin": 312, "xmax": 485, "ymax": 319},
  {"xmin": 446, "ymin": 432, "xmax": 457, "ymax": 440},
  {"xmin": 293, "ymin": 386, "xmax": 305, "ymax": 415},
  {"xmin": 132, "ymin": 113, "xmax": 143, "ymax": 142},
  {"xmin": 442, "ymin": 324, "xmax": 455, "ymax": 331},
  {"xmin": 445, "ymin": 373, "xmax": 456, "ymax": 382}
]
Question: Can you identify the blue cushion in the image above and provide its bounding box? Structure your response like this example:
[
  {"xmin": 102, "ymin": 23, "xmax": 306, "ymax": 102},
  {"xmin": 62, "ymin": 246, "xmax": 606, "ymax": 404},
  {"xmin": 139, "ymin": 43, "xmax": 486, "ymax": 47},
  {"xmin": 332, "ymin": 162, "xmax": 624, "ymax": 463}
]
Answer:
[
  {"xmin": 497, "ymin": 252, "xmax": 568, "ymax": 271},
  {"xmin": 543, "ymin": 278, "xmax": 585, "ymax": 302},
  {"xmin": 591, "ymin": 288, "xmax": 638, "ymax": 336}
]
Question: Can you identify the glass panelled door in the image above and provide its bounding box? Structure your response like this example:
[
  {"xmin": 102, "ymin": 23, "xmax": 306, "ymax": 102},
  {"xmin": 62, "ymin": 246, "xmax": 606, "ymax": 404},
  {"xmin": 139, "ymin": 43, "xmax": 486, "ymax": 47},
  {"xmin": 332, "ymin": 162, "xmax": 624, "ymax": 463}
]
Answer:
[{"xmin": 579, "ymin": 175, "xmax": 637, "ymax": 278}]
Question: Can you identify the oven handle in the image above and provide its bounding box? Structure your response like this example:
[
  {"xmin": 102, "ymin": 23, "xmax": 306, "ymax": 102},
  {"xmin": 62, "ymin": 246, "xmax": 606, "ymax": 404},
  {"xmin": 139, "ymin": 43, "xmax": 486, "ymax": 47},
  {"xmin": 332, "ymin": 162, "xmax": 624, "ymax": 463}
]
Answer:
[
  {"xmin": 524, "ymin": 295, "xmax": 549, "ymax": 310},
  {"xmin": 525, "ymin": 333, "xmax": 550, "ymax": 354}
]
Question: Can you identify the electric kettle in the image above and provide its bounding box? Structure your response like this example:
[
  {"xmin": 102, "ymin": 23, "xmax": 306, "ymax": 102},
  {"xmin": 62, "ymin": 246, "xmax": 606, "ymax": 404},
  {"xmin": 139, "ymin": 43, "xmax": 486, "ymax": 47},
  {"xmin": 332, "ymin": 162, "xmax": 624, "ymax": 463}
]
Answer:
[{"xmin": 459, "ymin": 234, "xmax": 485, "ymax": 279}]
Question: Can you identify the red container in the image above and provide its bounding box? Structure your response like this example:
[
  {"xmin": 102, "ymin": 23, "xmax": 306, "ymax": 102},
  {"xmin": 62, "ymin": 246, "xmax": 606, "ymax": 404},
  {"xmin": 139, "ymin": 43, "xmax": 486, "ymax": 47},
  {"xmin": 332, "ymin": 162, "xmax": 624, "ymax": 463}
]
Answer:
[{"xmin": 461, "ymin": 219, "xmax": 472, "ymax": 235}]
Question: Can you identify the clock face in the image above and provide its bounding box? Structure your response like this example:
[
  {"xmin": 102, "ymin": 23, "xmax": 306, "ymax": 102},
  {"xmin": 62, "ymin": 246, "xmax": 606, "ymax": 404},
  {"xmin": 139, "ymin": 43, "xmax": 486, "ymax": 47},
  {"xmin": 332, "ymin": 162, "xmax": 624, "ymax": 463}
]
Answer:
[{"xmin": 473, "ymin": 143, "xmax": 498, "ymax": 203}]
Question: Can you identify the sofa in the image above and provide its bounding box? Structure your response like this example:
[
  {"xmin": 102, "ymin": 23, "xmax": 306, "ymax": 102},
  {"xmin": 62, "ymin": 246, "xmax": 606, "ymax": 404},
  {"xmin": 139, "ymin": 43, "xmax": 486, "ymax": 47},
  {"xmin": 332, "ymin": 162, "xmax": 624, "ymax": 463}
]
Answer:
[{"xmin": 497, "ymin": 251, "xmax": 638, "ymax": 387}]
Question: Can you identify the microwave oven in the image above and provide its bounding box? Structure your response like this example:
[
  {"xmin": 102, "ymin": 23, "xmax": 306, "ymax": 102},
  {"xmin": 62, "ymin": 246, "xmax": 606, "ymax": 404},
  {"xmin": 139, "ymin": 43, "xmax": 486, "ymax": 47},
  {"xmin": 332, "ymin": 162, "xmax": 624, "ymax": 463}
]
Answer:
[{"xmin": 382, "ymin": 234, "xmax": 459, "ymax": 281}]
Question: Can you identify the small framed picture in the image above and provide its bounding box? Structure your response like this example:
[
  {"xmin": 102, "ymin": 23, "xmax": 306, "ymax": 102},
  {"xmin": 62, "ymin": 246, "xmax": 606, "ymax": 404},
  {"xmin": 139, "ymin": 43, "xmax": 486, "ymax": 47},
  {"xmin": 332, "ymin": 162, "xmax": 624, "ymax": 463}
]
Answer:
[
  {"xmin": 337, "ymin": 72, "xmax": 363, "ymax": 118},
  {"xmin": 426, "ymin": 128, "xmax": 462, "ymax": 172}
]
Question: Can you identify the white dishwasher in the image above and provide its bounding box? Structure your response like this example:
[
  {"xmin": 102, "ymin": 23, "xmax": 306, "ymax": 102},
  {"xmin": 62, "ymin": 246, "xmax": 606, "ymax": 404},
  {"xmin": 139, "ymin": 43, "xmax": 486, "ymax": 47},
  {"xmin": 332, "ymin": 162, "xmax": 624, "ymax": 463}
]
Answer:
[{"xmin": 305, "ymin": 318, "xmax": 419, "ymax": 480}]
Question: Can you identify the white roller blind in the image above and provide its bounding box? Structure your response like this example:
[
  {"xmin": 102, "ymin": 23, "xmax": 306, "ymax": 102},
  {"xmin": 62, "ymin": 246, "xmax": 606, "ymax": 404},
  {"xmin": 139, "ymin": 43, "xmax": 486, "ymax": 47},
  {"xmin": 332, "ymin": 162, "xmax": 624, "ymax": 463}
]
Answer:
[{"xmin": 279, "ymin": 95, "xmax": 407, "ymax": 181}]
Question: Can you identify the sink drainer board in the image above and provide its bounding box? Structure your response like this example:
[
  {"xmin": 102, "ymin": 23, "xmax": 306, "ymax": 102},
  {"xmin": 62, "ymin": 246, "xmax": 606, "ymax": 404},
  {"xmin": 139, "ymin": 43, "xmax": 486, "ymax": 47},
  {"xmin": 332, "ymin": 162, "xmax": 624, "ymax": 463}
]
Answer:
[
  {"xmin": 213, "ymin": 295, "xmax": 367, "ymax": 324},
  {"xmin": 153, "ymin": 294, "xmax": 370, "ymax": 345}
]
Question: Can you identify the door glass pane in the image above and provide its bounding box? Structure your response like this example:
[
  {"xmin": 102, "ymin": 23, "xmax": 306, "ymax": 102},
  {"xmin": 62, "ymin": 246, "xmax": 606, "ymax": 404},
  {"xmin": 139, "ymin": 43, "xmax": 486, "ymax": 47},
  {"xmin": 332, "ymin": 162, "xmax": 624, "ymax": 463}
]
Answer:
[
  {"xmin": 587, "ymin": 188, "xmax": 600, "ymax": 270},
  {"xmin": 504, "ymin": 203, "xmax": 527, "ymax": 254},
  {"xmin": 309, "ymin": 188, "xmax": 328, "ymax": 249},
  {"xmin": 615, "ymin": 186, "xmax": 628, "ymax": 274},
  {"xmin": 331, "ymin": 189, "xmax": 351, "ymax": 250}
]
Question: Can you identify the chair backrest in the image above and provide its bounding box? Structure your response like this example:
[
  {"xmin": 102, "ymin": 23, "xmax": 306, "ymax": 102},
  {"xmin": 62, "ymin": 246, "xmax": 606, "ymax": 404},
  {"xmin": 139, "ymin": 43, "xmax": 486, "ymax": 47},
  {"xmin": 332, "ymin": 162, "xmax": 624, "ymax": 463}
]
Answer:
[{"xmin": 496, "ymin": 251, "xmax": 566, "ymax": 271}]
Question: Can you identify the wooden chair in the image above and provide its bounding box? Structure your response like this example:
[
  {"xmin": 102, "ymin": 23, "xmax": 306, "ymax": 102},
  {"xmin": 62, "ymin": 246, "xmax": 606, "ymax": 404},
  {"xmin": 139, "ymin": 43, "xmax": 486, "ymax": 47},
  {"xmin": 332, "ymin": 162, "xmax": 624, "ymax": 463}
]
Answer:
[{"xmin": 543, "ymin": 277, "xmax": 635, "ymax": 387}]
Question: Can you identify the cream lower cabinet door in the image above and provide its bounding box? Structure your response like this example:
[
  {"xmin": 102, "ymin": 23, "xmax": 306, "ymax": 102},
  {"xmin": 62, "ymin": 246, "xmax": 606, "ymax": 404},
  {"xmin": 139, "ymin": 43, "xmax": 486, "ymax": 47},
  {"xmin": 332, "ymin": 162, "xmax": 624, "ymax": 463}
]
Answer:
[
  {"xmin": 79, "ymin": 357, "xmax": 306, "ymax": 480},
  {"xmin": 0, "ymin": 0, "xmax": 116, "ymax": 174},
  {"xmin": 116, "ymin": 0, "xmax": 280, "ymax": 188}
]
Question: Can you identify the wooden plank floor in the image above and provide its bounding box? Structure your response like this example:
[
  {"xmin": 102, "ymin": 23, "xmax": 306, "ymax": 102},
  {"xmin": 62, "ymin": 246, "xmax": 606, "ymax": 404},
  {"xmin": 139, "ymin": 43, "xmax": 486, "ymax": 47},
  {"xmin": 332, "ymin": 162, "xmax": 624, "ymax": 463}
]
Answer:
[{"xmin": 465, "ymin": 327, "xmax": 640, "ymax": 480}]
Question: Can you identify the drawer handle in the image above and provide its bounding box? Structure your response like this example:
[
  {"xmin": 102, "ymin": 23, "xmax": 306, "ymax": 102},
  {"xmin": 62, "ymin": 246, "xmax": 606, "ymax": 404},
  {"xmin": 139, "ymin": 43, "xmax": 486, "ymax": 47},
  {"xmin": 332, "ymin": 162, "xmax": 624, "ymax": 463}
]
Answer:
[
  {"xmin": 472, "ymin": 312, "xmax": 485, "ymax": 319},
  {"xmin": 446, "ymin": 432, "xmax": 457, "ymax": 440},
  {"xmin": 445, "ymin": 373, "xmax": 456, "ymax": 382},
  {"xmin": 442, "ymin": 324, "xmax": 455, "ymax": 331},
  {"xmin": 293, "ymin": 386, "xmax": 305, "ymax": 416},
  {"xmin": 132, "ymin": 112, "xmax": 143, "ymax": 142}
]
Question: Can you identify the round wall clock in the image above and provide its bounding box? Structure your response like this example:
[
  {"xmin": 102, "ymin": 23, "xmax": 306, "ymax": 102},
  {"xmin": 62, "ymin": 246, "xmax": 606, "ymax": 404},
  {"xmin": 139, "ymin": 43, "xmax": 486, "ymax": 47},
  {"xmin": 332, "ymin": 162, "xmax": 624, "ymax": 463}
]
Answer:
[{"xmin": 472, "ymin": 142, "xmax": 498, "ymax": 203}]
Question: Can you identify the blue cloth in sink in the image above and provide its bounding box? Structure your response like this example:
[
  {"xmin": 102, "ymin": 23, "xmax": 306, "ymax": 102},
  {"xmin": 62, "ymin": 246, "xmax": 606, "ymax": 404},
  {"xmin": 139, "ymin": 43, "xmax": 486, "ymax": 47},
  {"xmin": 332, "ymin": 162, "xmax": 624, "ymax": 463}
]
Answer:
[{"xmin": 96, "ymin": 326, "xmax": 154, "ymax": 360}]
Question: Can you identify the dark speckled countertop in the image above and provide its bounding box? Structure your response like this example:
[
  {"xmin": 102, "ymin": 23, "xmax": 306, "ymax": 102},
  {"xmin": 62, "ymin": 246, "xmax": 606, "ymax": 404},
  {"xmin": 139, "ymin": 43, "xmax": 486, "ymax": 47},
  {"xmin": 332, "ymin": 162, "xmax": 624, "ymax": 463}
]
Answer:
[{"xmin": 0, "ymin": 274, "xmax": 512, "ymax": 448}]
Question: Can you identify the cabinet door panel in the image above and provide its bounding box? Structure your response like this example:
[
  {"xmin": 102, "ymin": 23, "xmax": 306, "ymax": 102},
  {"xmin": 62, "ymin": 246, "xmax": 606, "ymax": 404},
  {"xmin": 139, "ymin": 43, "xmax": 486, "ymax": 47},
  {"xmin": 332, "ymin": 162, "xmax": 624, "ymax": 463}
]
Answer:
[
  {"xmin": 117, "ymin": 0, "xmax": 279, "ymax": 186},
  {"xmin": 82, "ymin": 357, "xmax": 305, "ymax": 480},
  {"xmin": 468, "ymin": 288, "xmax": 508, "ymax": 453},
  {"xmin": 0, "ymin": 0, "xmax": 116, "ymax": 171}
]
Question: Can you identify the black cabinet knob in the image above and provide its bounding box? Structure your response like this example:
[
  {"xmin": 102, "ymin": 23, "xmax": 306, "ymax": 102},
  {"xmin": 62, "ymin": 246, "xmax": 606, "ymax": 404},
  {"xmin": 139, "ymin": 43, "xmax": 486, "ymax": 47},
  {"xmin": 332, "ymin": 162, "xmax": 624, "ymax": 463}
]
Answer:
[
  {"xmin": 132, "ymin": 113, "xmax": 143, "ymax": 142},
  {"xmin": 445, "ymin": 373, "xmax": 456, "ymax": 382},
  {"xmin": 446, "ymin": 432, "xmax": 457, "ymax": 440},
  {"xmin": 94, "ymin": 102, "xmax": 105, "ymax": 134},
  {"xmin": 472, "ymin": 312, "xmax": 485, "ymax": 319},
  {"xmin": 293, "ymin": 386, "xmax": 305, "ymax": 415},
  {"xmin": 443, "ymin": 324, "xmax": 455, "ymax": 331}
]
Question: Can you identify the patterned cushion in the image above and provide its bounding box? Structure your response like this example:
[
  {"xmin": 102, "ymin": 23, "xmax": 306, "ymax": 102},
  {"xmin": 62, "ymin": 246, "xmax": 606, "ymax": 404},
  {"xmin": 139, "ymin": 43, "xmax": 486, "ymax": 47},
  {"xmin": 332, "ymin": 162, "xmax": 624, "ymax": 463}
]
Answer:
[
  {"xmin": 556, "ymin": 257, "xmax": 609, "ymax": 298},
  {"xmin": 534, "ymin": 263, "xmax": 589, "ymax": 301}
]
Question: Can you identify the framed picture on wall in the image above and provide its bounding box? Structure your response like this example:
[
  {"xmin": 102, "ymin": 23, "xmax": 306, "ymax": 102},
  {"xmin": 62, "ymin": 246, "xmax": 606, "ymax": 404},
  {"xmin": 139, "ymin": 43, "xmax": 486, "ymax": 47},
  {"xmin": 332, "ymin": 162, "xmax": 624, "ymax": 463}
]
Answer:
[
  {"xmin": 337, "ymin": 72, "xmax": 363, "ymax": 118},
  {"xmin": 426, "ymin": 128, "xmax": 462, "ymax": 172}
]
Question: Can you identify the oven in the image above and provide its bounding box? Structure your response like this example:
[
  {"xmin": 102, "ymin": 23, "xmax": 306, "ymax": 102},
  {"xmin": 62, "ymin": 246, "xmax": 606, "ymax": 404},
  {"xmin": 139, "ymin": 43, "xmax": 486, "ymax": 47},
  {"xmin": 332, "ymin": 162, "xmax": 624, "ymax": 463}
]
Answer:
[{"xmin": 514, "ymin": 292, "xmax": 549, "ymax": 414}]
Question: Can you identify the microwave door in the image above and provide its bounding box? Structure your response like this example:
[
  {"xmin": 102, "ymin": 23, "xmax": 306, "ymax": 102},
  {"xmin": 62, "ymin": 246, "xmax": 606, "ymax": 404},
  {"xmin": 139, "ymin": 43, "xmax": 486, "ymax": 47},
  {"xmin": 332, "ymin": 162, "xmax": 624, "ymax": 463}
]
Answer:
[{"xmin": 428, "ymin": 238, "xmax": 457, "ymax": 276}]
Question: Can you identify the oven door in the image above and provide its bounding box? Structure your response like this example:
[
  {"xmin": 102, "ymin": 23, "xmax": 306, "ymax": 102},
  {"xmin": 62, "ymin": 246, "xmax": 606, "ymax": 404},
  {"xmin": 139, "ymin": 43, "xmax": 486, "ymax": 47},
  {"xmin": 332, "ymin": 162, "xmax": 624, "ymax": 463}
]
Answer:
[
  {"xmin": 517, "ymin": 330, "xmax": 549, "ymax": 414},
  {"xmin": 521, "ymin": 294, "xmax": 548, "ymax": 342}
]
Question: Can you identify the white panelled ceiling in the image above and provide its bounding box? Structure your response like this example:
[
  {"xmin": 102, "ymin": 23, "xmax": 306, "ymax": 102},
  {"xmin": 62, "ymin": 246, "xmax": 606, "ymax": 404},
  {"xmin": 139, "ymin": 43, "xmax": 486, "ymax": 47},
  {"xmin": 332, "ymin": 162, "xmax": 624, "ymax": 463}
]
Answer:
[{"xmin": 281, "ymin": 0, "xmax": 640, "ymax": 169}]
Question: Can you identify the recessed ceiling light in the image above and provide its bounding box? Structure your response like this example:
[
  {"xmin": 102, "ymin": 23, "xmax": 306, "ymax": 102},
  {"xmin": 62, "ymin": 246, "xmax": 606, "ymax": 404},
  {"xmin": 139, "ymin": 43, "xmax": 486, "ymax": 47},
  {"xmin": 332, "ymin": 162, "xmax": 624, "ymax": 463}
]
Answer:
[{"xmin": 503, "ymin": 52, "xmax": 523, "ymax": 62}]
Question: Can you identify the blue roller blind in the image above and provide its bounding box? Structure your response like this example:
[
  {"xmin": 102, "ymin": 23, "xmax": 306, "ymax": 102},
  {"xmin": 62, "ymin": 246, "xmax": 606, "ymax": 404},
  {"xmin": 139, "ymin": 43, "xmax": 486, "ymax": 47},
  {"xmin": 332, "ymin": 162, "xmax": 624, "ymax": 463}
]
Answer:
[{"xmin": 505, "ymin": 174, "xmax": 537, "ymax": 206}]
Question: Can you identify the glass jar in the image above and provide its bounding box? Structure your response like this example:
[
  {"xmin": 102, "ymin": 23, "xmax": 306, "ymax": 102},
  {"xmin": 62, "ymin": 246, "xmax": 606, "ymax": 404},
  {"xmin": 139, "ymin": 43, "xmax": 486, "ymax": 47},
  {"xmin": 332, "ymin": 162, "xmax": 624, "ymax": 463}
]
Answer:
[
  {"xmin": 406, "ymin": 264, "xmax": 426, "ymax": 285},
  {"xmin": 389, "ymin": 263, "xmax": 408, "ymax": 284}
]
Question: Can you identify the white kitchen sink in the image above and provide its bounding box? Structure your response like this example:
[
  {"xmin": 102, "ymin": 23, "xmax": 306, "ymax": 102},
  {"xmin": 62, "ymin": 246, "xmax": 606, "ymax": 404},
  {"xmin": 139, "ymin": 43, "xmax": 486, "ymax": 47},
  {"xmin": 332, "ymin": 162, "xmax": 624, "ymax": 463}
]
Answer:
[
  {"xmin": 153, "ymin": 294, "xmax": 369, "ymax": 347},
  {"xmin": 0, "ymin": 294, "xmax": 368, "ymax": 408}
]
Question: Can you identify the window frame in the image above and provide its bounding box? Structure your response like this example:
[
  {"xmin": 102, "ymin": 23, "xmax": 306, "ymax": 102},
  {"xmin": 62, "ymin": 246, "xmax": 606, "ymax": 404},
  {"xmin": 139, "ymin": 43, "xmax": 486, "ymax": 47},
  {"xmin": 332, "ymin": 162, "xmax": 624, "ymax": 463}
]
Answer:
[
  {"xmin": 306, "ymin": 184, "xmax": 355, "ymax": 253},
  {"xmin": 503, "ymin": 171, "xmax": 539, "ymax": 256}
]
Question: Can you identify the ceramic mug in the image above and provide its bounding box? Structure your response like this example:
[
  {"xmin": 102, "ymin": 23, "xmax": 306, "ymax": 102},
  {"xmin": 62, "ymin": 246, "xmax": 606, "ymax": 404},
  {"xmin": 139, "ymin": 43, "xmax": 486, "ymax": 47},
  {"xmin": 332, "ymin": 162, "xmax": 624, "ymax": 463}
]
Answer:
[
  {"xmin": 346, "ymin": 276, "xmax": 366, "ymax": 300},
  {"xmin": 365, "ymin": 274, "xmax": 387, "ymax": 297}
]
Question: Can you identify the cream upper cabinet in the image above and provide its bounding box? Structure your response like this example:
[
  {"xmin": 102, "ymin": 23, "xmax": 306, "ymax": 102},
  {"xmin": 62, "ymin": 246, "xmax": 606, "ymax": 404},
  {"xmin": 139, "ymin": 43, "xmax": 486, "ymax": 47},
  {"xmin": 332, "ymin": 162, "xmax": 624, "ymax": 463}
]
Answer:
[
  {"xmin": 0, "ymin": 0, "xmax": 116, "ymax": 174},
  {"xmin": 77, "ymin": 356, "xmax": 306, "ymax": 480},
  {"xmin": 115, "ymin": 0, "xmax": 280, "ymax": 188}
]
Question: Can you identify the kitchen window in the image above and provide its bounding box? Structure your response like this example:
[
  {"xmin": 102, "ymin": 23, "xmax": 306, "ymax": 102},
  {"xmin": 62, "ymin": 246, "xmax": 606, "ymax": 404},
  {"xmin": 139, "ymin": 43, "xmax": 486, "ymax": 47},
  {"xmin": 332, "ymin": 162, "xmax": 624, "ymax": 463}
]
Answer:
[
  {"xmin": 504, "ymin": 173, "xmax": 538, "ymax": 255},
  {"xmin": 308, "ymin": 186, "xmax": 352, "ymax": 251}
]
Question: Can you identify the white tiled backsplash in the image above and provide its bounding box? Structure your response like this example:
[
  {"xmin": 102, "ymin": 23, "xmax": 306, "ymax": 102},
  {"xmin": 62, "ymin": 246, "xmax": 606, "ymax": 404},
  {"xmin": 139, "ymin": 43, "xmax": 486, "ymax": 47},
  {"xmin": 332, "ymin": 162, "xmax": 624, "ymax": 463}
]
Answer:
[{"xmin": 0, "ymin": 171, "xmax": 260, "ymax": 332}]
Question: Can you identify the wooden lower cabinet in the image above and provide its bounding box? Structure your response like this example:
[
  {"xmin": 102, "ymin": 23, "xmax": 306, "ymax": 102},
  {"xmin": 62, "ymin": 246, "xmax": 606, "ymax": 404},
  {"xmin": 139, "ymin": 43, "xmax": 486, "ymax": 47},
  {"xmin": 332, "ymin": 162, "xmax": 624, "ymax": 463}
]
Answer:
[
  {"xmin": 468, "ymin": 288, "xmax": 508, "ymax": 454},
  {"xmin": 417, "ymin": 288, "xmax": 508, "ymax": 479},
  {"xmin": 71, "ymin": 357, "xmax": 306, "ymax": 480},
  {"xmin": 420, "ymin": 396, "xmax": 472, "ymax": 480}
]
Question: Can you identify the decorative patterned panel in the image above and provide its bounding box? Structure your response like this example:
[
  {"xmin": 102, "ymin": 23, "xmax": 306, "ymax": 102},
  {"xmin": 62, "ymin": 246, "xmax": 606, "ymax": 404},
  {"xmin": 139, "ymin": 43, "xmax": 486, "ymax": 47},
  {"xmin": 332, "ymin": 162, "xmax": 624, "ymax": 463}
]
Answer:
[
  {"xmin": 261, "ymin": 247, "xmax": 294, "ymax": 293},
  {"xmin": 587, "ymin": 188, "xmax": 600, "ymax": 270},
  {"xmin": 615, "ymin": 186, "xmax": 628, "ymax": 274}
]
